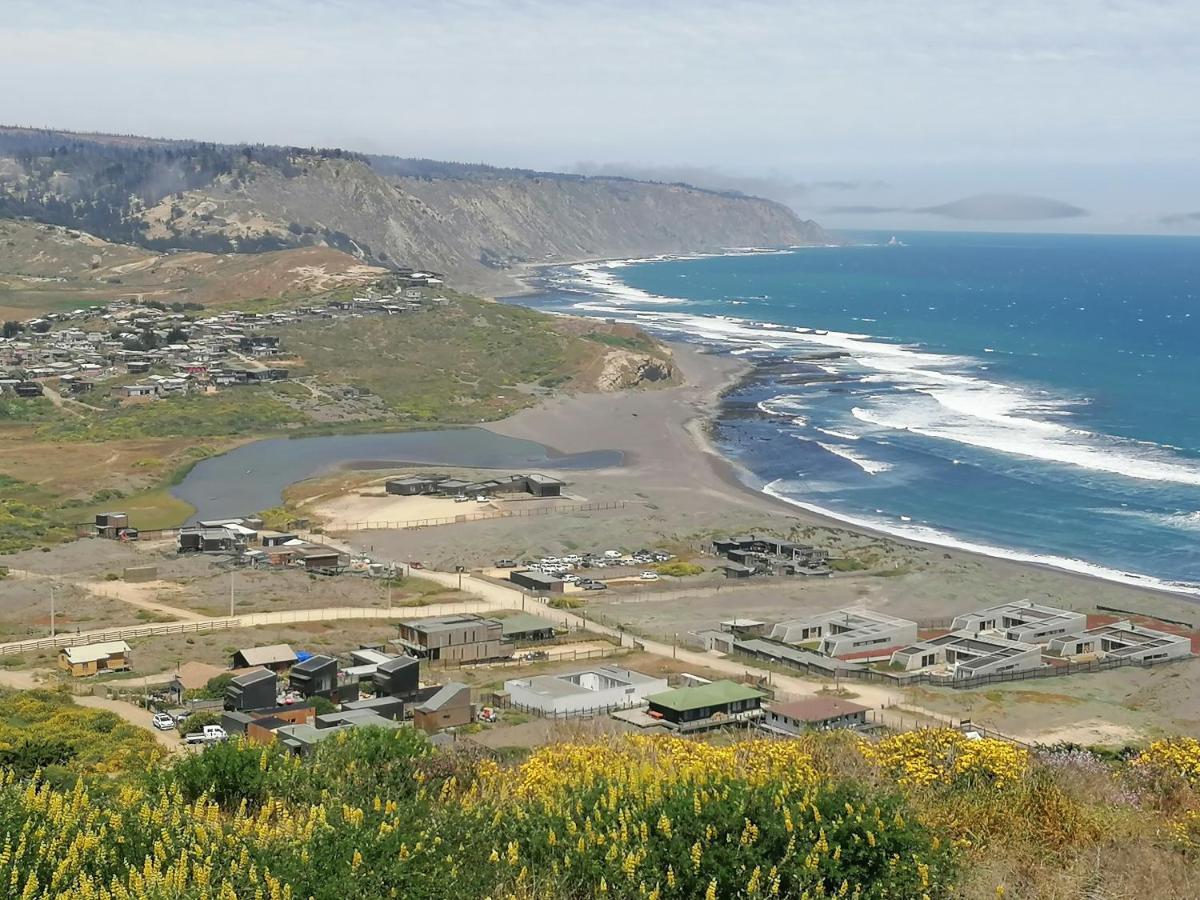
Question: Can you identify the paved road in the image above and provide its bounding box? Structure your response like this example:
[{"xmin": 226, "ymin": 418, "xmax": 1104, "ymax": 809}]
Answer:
[{"xmin": 74, "ymin": 694, "xmax": 181, "ymax": 751}]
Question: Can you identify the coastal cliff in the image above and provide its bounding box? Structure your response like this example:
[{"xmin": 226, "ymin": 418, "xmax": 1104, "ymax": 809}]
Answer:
[{"xmin": 0, "ymin": 127, "xmax": 828, "ymax": 294}]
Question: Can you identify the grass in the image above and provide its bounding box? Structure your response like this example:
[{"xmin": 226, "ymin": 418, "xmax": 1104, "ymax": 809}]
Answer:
[
  {"xmin": 71, "ymin": 488, "xmax": 195, "ymax": 530},
  {"xmin": 39, "ymin": 391, "xmax": 306, "ymax": 441}
]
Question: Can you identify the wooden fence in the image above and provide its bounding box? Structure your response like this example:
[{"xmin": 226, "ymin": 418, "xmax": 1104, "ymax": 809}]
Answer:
[{"xmin": 328, "ymin": 501, "xmax": 626, "ymax": 532}]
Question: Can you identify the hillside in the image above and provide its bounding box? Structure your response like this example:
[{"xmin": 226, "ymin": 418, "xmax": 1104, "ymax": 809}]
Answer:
[
  {"xmin": 1, "ymin": 689, "xmax": 1199, "ymax": 899},
  {"xmin": 0, "ymin": 126, "xmax": 828, "ymax": 294},
  {"xmin": 0, "ymin": 217, "xmax": 384, "ymax": 318}
]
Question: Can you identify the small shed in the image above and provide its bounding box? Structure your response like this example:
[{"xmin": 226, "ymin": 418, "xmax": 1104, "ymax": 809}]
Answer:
[
  {"xmin": 123, "ymin": 565, "xmax": 157, "ymax": 583},
  {"xmin": 720, "ymin": 562, "xmax": 755, "ymax": 579},
  {"xmin": 413, "ymin": 682, "xmax": 472, "ymax": 733},
  {"xmin": 259, "ymin": 530, "xmax": 298, "ymax": 547}
]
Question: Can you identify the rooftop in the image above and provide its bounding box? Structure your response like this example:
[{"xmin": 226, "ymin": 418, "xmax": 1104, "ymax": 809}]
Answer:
[
  {"xmin": 401, "ymin": 614, "xmax": 491, "ymax": 634},
  {"xmin": 508, "ymin": 665, "xmax": 659, "ymax": 699},
  {"xmin": 499, "ymin": 613, "xmax": 557, "ymax": 636},
  {"xmin": 768, "ymin": 697, "xmax": 869, "ymax": 722},
  {"xmin": 234, "ymin": 644, "xmax": 297, "ymax": 667},
  {"xmin": 62, "ymin": 641, "xmax": 130, "ymax": 664},
  {"xmin": 647, "ymin": 680, "xmax": 765, "ymax": 713}
]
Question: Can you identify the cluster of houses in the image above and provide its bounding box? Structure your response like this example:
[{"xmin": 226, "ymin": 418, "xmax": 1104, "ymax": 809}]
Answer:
[
  {"xmin": 711, "ymin": 535, "xmax": 832, "ymax": 579},
  {"xmin": 499, "ymin": 662, "xmax": 870, "ymax": 736},
  {"xmin": 385, "ymin": 472, "xmax": 565, "ymax": 500},
  {"xmin": 713, "ymin": 600, "xmax": 1192, "ymax": 683},
  {"xmin": 0, "ymin": 277, "xmax": 447, "ymax": 400}
]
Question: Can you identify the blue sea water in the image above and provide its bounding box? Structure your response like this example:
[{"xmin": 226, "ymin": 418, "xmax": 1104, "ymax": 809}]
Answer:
[{"xmin": 512, "ymin": 231, "xmax": 1200, "ymax": 594}]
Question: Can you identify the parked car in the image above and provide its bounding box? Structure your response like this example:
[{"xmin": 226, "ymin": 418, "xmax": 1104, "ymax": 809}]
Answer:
[
  {"xmin": 184, "ymin": 724, "xmax": 228, "ymax": 745},
  {"xmin": 495, "ymin": 558, "xmax": 517, "ymax": 568},
  {"xmin": 583, "ymin": 582, "xmax": 608, "ymax": 591},
  {"xmin": 151, "ymin": 712, "xmax": 176, "ymax": 731},
  {"xmin": 476, "ymin": 495, "xmax": 489, "ymax": 502},
  {"xmin": 639, "ymin": 571, "xmax": 660, "ymax": 581},
  {"xmin": 603, "ymin": 550, "xmax": 622, "ymax": 559},
  {"xmin": 453, "ymin": 495, "xmax": 470, "ymax": 503}
]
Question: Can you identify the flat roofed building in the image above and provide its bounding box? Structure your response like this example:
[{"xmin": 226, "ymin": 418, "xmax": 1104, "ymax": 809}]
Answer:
[
  {"xmin": 763, "ymin": 697, "xmax": 870, "ymax": 735},
  {"xmin": 499, "ymin": 613, "xmax": 558, "ymax": 642},
  {"xmin": 951, "ymin": 600, "xmax": 1087, "ymax": 644},
  {"xmin": 59, "ymin": 641, "xmax": 131, "ymax": 677},
  {"xmin": 505, "ymin": 664, "xmax": 668, "ymax": 716},
  {"xmin": 769, "ymin": 608, "xmax": 918, "ymax": 657},
  {"xmin": 524, "ymin": 473, "xmax": 565, "ymax": 497},
  {"xmin": 509, "ymin": 570, "xmax": 565, "ymax": 593},
  {"xmin": 890, "ymin": 631, "xmax": 1043, "ymax": 679},
  {"xmin": 395, "ymin": 614, "xmax": 508, "ymax": 663},
  {"xmin": 646, "ymin": 680, "xmax": 765, "ymax": 726},
  {"xmin": 1046, "ymin": 620, "xmax": 1192, "ymax": 663}
]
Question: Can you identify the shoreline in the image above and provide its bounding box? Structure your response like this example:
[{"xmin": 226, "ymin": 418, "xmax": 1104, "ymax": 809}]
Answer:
[{"xmin": 499, "ymin": 251, "xmax": 1200, "ymax": 605}]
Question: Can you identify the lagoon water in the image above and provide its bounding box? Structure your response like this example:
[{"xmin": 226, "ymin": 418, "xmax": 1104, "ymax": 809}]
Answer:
[
  {"xmin": 516, "ymin": 231, "xmax": 1200, "ymax": 593},
  {"xmin": 172, "ymin": 428, "xmax": 621, "ymax": 522}
]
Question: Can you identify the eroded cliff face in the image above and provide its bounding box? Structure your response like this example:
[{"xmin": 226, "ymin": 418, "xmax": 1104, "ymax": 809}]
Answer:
[
  {"xmin": 132, "ymin": 157, "xmax": 828, "ymax": 293},
  {"xmin": 592, "ymin": 349, "xmax": 679, "ymax": 392}
]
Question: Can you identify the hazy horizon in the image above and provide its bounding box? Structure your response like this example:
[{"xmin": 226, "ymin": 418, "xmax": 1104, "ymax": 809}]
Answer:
[{"xmin": 4, "ymin": 0, "xmax": 1198, "ymax": 234}]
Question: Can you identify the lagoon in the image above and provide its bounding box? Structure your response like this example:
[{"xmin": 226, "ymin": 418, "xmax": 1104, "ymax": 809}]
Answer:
[{"xmin": 171, "ymin": 428, "xmax": 621, "ymax": 522}]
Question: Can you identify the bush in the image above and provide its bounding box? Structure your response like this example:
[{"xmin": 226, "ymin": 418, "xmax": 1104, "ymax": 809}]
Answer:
[{"xmin": 652, "ymin": 561, "xmax": 705, "ymax": 577}]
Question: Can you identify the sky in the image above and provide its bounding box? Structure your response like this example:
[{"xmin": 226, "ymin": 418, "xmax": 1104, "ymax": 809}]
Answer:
[{"xmin": 3, "ymin": 0, "xmax": 1199, "ymax": 232}]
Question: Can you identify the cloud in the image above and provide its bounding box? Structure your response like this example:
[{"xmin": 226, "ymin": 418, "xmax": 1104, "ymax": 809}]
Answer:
[
  {"xmin": 1160, "ymin": 211, "xmax": 1200, "ymax": 227},
  {"xmin": 821, "ymin": 205, "xmax": 906, "ymax": 215}
]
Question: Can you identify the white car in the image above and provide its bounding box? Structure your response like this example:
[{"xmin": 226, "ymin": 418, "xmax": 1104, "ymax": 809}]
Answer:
[
  {"xmin": 639, "ymin": 571, "xmax": 660, "ymax": 581},
  {"xmin": 603, "ymin": 550, "xmax": 622, "ymax": 559},
  {"xmin": 151, "ymin": 712, "xmax": 176, "ymax": 731},
  {"xmin": 476, "ymin": 495, "xmax": 489, "ymax": 502}
]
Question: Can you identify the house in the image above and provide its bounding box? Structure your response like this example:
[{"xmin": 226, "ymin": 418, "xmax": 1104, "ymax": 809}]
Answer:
[
  {"xmin": 720, "ymin": 562, "xmax": 754, "ymax": 579},
  {"xmin": 1045, "ymin": 620, "xmax": 1192, "ymax": 663},
  {"xmin": 225, "ymin": 668, "xmax": 278, "ymax": 711},
  {"xmin": 14, "ymin": 381, "xmax": 43, "ymax": 398},
  {"xmin": 231, "ymin": 644, "xmax": 298, "ymax": 672},
  {"xmin": 505, "ymin": 665, "xmax": 667, "ymax": 716},
  {"xmin": 769, "ymin": 608, "xmax": 918, "ymax": 658},
  {"xmin": 290, "ymin": 544, "xmax": 345, "ymax": 574},
  {"xmin": 340, "ymin": 695, "xmax": 406, "ymax": 721},
  {"xmin": 385, "ymin": 476, "xmax": 442, "ymax": 496},
  {"xmin": 509, "ymin": 570, "xmax": 565, "ymax": 593},
  {"xmin": 950, "ymin": 600, "xmax": 1087, "ymax": 644},
  {"xmin": 120, "ymin": 383, "xmax": 159, "ymax": 400},
  {"xmin": 289, "ymin": 655, "xmax": 339, "ymax": 698},
  {"xmin": 59, "ymin": 641, "xmax": 131, "ymax": 677},
  {"xmin": 177, "ymin": 526, "xmax": 242, "ymax": 553},
  {"xmin": 394, "ymin": 614, "xmax": 509, "ymax": 663},
  {"xmin": 688, "ymin": 629, "xmax": 736, "ymax": 653},
  {"xmin": 762, "ymin": 697, "xmax": 869, "ymax": 735},
  {"xmin": 258, "ymin": 530, "xmax": 297, "ymax": 547},
  {"xmin": 524, "ymin": 473, "xmax": 565, "ymax": 498},
  {"xmin": 222, "ymin": 705, "xmax": 317, "ymax": 744},
  {"xmin": 499, "ymin": 613, "xmax": 558, "ymax": 642},
  {"xmin": 890, "ymin": 631, "xmax": 1043, "ymax": 679},
  {"xmin": 413, "ymin": 682, "xmax": 472, "ymax": 732},
  {"xmin": 273, "ymin": 715, "xmax": 406, "ymax": 756},
  {"xmin": 94, "ymin": 512, "xmax": 130, "ymax": 539},
  {"xmin": 645, "ymin": 680, "xmax": 765, "ymax": 728},
  {"xmin": 373, "ymin": 655, "xmax": 421, "ymax": 697}
]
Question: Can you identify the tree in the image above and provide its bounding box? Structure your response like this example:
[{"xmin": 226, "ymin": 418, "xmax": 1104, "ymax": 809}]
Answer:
[
  {"xmin": 30, "ymin": 320, "xmax": 52, "ymax": 334},
  {"xmin": 164, "ymin": 327, "xmax": 189, "ymax": 344},
  {"xmin": 1, "ymin": 321, "xmax": 22, "ymax": 339}
]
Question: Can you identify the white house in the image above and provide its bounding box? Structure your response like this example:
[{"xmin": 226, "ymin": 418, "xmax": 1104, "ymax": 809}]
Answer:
[{"xmin": 505, "ymin": 664, "xmax": 667, "ymax": 716}]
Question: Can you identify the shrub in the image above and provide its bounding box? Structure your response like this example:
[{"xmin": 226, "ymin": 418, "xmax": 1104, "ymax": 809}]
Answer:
[{"xmin": 652, "ymin": 561, "xmax": 705, "ymax": 577}]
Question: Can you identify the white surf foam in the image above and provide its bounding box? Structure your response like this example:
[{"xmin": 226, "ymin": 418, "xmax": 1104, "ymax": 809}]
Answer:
[
  {"xmin": 570, "ymin": 266, "xmax": 1200, "ymax": 489},
  {"xmin": 762, "ymin": 480, "xmax": 1200, "ymax": 597},
  {"xmin": 814, "ymin": 442, "xmax": 894, "ymax": 475},
  {"xmin": 814, "ymin": 427, "xmax": 862, "ymax": 441}
]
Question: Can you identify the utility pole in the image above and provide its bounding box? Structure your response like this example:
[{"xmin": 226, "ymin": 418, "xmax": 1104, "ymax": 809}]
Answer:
[
  {"xmin": 49, "ymin": 584, "xmax": 56, "ymax": 638},
  {"xmin": 229, "ymin": 570, "xmax": 235, "ymax": 619}
]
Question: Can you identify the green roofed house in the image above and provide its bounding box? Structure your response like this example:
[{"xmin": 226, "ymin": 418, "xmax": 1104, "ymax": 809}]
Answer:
[
  {"xmin": 499, "ymin": 613, "xmax": 558, "ymax": 642},
  {"xmin": 646, "ymin": 679, "xmax": 766, "ymax": 730}
]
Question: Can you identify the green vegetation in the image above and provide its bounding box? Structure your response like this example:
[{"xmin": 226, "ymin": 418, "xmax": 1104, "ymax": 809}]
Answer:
[
  {"xmin": 582, "ymin": 329, "xmax": 657, "ymax": 352},
  {"xmin": 651, "ymin": 561, "xmax": 706, "ymax": 577},
  {"xmin": 0, "ymin": 688, "xmax": 161, "ymax": 783},
  {"xmin": 39, "ymin": 390, "xmax": 305, "ymax": 441},
  {"xmin": 72, "ymin": 487, "xmax": 196, "ymax": 531},
  {"xmin": 0, "ymin": 476, "xmax": 75, "ymax": 553},
  {"xmin": 285, "ymin": 296, "xmax": 606, "ymax": 422},
  {"xmin": 0, "ymin": 397, "xmax": 59, "ymax": 422}
]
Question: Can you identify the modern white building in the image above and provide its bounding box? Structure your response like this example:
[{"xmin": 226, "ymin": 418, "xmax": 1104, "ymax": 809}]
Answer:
[
  {"xmin": 769, "ymin": 608, "xmax": 918, "ymax": 657},
  {"xmin": 505, "ymin": 665, "xmax": 668, "ymax": 716},
  {"xmin": 951, "ymin": 600, "xmax": 1086, "ymax": 644},
  {"xmin": 890, "ymin": 631, "xmax": 1043, "ymax": 679},
  {"xmin": 1046, "ymin": 620, "xmax": 1191, "ymax": 663}
]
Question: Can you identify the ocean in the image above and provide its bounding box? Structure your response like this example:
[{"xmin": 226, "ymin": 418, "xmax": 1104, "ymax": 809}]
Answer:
[{"xmin": 509, "ymin": 231, "xmax": 1200, "ymax": 595}]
